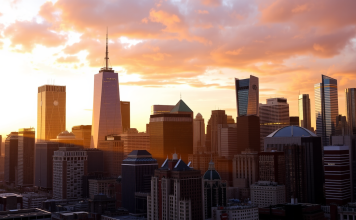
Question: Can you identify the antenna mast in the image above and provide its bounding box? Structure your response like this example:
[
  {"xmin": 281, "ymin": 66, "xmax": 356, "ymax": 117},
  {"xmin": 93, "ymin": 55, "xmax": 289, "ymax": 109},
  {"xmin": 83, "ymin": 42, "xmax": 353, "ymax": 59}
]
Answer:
[{"xmin": 105, "ymin": 27, "xmax": 109, "ymax": 70}]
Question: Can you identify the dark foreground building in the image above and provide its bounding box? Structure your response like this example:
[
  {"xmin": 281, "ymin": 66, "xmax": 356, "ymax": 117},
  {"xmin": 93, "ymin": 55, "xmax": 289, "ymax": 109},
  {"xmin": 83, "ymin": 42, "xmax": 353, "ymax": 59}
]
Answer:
[
  {"xmin": 236, "ymin": 115, "xmax": 260, "ymax": 153},
  {"xmin": 5, "ymin": 132, "xmax": 18, "ymax": 185},
  {"xmin": 259, "ymin": 203, "xmax": 325, "ymax": 220},
  {"xmin": 121, "ymin": 150, "xmax": 158, "ymax": 214}
]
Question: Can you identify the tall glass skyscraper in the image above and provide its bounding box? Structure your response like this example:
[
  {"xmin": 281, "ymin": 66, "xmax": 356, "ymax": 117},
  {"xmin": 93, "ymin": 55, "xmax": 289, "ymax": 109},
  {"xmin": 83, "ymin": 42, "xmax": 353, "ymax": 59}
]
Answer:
[
  {"xmin": 91, "ymin": 32, "xmax": 122, "ymax": 148},
  {"xmin": 298, "ymin": 94, "xmax": 311, "ymax": 130},
  {"xmin": 235, "ymin": 75, "xmax": 259, "ymax": 117},
  {"xmin": 314, "ymin": 75, "xmax": 339, "ymax": 146},
  {"xmin": 346, "ymin": 88, "xmax": 356, "ymax": 136}
]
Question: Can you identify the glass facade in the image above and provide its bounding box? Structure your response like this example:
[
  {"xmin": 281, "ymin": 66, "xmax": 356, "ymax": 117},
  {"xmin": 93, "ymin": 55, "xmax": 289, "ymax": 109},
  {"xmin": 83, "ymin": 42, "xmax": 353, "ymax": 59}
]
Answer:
[
  {"xmin": 314, "ymin": 75, "xmax": 339, "ymax": 146},
  {"xmin": 298, "ymin": 94, "xmax": 311, "ymax": 130},
  {"xmin": 235, "ymin": 75, "xmax": 259, "ymax": 117},
  {"xmin": 346, "ymin": 88, "xmax": 356, "ymax": 136}
]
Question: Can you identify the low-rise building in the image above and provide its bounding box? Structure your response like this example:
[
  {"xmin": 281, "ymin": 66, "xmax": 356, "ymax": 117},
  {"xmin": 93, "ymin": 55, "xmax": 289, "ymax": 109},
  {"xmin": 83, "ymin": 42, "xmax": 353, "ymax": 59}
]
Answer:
[
  {"xmin": 250, "ymin": 181, "xmax": 285, "ymax": 208},
  {"xmin": 0, "ymin": 193, "xmax": 23, "ymax": 211},
  {"xmin": 22, "ymin": 193, "xmax": 48, "ymax": 209},
  {"xmin": 0, "ymin": 208, "xmax": 51, "ymax": 220},
  {"xmin": 211, "ymin": 201, "xmax": 259, "ymax": 220}
]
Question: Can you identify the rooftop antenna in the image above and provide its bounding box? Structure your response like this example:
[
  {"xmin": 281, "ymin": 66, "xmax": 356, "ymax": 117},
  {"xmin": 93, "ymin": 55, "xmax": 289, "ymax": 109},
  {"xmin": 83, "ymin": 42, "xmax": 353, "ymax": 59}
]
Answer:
[{"xmin": 105, "ymin": 27, "xmax": 109, "ymax": 70}]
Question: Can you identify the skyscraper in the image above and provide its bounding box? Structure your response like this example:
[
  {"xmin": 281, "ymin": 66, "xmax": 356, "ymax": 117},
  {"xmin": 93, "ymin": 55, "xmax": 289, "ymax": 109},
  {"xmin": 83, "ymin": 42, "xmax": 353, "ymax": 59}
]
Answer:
[
  {"xmin": 119, "ymin": 128, "xmax": 150, "ymax": 158},
  {"xmin": 4, "ymin": 132, "xmax": 18, "ymax": 185},
  {"xmin": 72, "ymin": 125, "xmax": 91, "ymax": 149},
  {"xmin": 259, "ymin": 98, "xmax": 290, "ymax": 150},
  {"xmin": 298, "ymin": 94, "xmax": 311, "ymax": 130},
  {"xmin": 207, "ymin": 110, "xmax": 227, "ymax": 155},
  {"xmin": 17, "ymin": 128, "xmax": 35, "ymax": 187},
  {"xmin": 37, "ymin": 85, "xmax": 66, "ymax": 141},
  {"xmin": 315, "ymin": 75, "xmax": 339, "ymax": 146},
  {"xmin": 236, "ymin": 115, "xmax": 260, "ymax": 153},
  {"xmin": 91, "ymin": 31, "xmax": 122, "ymax": 148},
  {"xmin": 346, "ymin": 88, "xmax": 356, "ymax": 136},
  {"xmin": 120, "ymin": 101, "xmax": 130, "ymax": 133},
  {"xmin": 193, "ymin": 113, "xmax": 205, "ymax": 154},
  {"xmin": 235, "ymin": 75, "xmax": 259, "ymax": 117},
  {"xmin": 97, "ymin": 135, "xmax": 124, "ymax": 177}
]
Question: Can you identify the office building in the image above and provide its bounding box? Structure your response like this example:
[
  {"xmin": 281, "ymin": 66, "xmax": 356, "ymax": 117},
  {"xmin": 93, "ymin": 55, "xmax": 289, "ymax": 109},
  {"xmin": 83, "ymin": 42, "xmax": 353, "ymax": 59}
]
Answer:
[
  {"xmin": 34, "ymin": 141, "xmax": 59, "ymax": 190},
  {"xmin": 236, "ymin": 115, "xmax": 260, "ymax": 153},
  {"xmin": 250, "ymin": 181, "xmax": 285, "ymax": 208},
  {"xmin": 120, "ymin": 101, "xmax": 130, "ymax": 133},
  {"xmin": 298, "ymin": 94, "xmax": 312, "ymax": 130},
  {"xmin": 259, "ymin": 151, "xmax": 285, "ymax": 184},
  {"xmin": 22, "ymin": 193, "xmax": 48, "ymax": 209},
  {"xmin": 346, "ymin": 88, "xmax": 356, "ymax": 136},
  {"xmin": 259, "ymin": 203, "xmax": 325, "ymax": 220},
  {"xmin": 290, "ymin": 116, "xmax": 299, "ymax": 126},
  {"xmin": 37, "ymin": 85, "xmax": 66, "ymax": 141},
  {"xmin": 52, "ymin": 146, "xmax": 87, "ymax": 199},
  {"xmin": 147, "ymin": 154, "xmax": 203, "ymax": 220},
  {"xmin": 235, "ymin": 75, "xmax": 259, "ymax": 117},
  {"xmin": 84, "ymin": 148, "xmax": 103, "ymax": 174},
  {"xmin": 88, "ymin": 178, "xmax": 116, "ymax": 199},
  {"xmin": 260, "ymin": 98, "xmax": 290, "ymax": 151},
  {"xmin": 4, "ymin": 132, "xmax": 18, "ymax": 185},
  {"xmin": 121, "ymin": 150, "xmax": 158, "ymax": 214},
  {"xmin": 207, "ymin": 110, "xmax": 228, "ymax": 155},
  {"xmin": 151, "ymin": 105, "xmax": 174, "ymax": 115},
  {"xmin": 17, "ymin": 128, "xmax": 35, "ymax": 187},
  {"xmin": 324, "ymin": 146, "xmax": 351, "ymax": 205},
  {"xmin": 211, "ymin": 201, "xmax": 258, "ymax": 220},
  {"xmin": 91, "ymin": 34, "xmax": 122, "ymax": 149},
  {"xmin": 193, "ymin": 113, "xmax": 205, "ymax": 154},
  {"xmin": 149, "ymin": 99, "xmax": 193, "ymax": 165},
  {"xmin": 203, "ymin": 160, "xmax": 227, "ymax": 219},
  {"xmin": 315, "ymin": 75, "xmax": 339, "ymax": 146},
  {"xmin": 0, "ymin": 208, "xmax": 51, "ymax": 220},
  {"xmin": 97, "ymin": 135, "xmax": 124, "ymax": 177},
  {"xmin": 119, "ymin": 128, "xmax": 150, "ymax": 158},
  {"xmin": 335, "ymin": 114, "xmax": 348, "ymax": 136},
  {"xmin": 265, "ymin": 126, "xmax": 324, "ymax": 204},
  {"xmin": 233, "ymin": 149, "xmax": 259, "ymax": 198},
  {"xmin": 218, "ymin": 124, "xmax": 237, "ymax": 159},
  {"xmin": 72, "ymin": 125, "xmax": 91, "ymax": 149}
]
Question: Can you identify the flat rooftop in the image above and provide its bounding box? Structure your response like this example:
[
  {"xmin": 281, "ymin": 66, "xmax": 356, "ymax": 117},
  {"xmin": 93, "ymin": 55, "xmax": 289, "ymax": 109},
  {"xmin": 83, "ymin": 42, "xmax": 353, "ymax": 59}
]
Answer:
[{"xmin": 0, "ymin": 209, "xmax": 51, "ymax": 219}]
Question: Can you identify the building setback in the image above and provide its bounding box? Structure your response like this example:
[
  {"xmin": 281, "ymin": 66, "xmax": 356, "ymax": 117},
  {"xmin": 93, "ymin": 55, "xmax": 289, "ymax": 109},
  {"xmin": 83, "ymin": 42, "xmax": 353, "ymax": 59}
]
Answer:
[
  {"xmin": 324, "ymin": 146, "xmax": 351, "ymax": 205},
  {"xmin": 147, "ymin": 154, "xmax": 203, "ymax": 220},
  {"xmin": 37, "ymin": 85, "xmax": 66, "ymax": 142},
  {"xmin": 4, "ymin": 132, "xmax": 18, "ymax": 185},
  {"xmin": 17, "ymin": 128, "xmax": 35, "ymax": 187}
]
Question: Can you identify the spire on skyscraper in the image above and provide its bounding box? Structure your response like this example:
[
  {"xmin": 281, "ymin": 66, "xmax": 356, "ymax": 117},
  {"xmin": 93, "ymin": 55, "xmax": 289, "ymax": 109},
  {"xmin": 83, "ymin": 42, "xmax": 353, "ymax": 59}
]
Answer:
[{"xmin": 105, "ymin": 27, "xmax": 109, "ymax": 70}]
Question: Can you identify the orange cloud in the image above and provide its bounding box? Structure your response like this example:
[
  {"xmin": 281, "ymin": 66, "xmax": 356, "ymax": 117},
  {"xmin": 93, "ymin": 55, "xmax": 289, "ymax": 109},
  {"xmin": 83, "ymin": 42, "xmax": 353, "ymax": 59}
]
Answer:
[{"xmin": 56, "ymin": 56, "xmax": 80, "ymax": 63}]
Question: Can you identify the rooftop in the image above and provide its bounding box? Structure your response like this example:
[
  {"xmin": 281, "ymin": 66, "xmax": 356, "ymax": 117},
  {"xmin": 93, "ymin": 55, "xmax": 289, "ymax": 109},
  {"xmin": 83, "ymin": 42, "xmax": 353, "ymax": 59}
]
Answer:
[
  {"xmin": 267, "ymin": 126, "xmax": 316, "ymax": 138},
  {"xmin": 170, "ymin": 99, "xmax": 193, "ymax": 113},
  {"xmin": 0, "ymin": 209, "xmax": 51, "ymax": 219}
]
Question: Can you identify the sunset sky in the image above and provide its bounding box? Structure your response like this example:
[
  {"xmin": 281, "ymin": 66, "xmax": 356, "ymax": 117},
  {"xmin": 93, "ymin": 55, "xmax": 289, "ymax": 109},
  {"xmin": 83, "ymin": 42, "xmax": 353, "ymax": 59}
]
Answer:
[{"xmin": 1, "ymin": 0, "xmax": 356, "ymax": 139}]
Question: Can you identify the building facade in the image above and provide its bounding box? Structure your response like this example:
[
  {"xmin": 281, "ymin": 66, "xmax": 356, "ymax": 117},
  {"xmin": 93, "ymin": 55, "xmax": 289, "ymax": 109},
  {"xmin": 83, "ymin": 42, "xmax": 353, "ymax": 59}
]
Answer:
[
  {"xmin": 121, "ymin": 150, "xmax": 158, "ymax": 214},
  {"xmin": 71, "ymin": 125, "xmax": 91, "ymax": 149},
  {"xmin": 259, "ymin": 151, "xmax": 285, "ymax": 184},
  {"xmin": 22, "ymin": 193, "xmax": 48, "ymax": 209},
  {"xmin": 207, "ymin": 110, "xmax": 228, "ymax": 155},
  {"xmin": 193, "ymin": 113, "xmax": 205, "ymax": 154},
  {"xmin": 17, "ymin": 128, "xmax": 35, "ymax": 187},
  {"xmin": 346, "ymin": 88, "xmax": 356, "ymax": 136},
  {"xmin": 218, "ymin": 124, "xmax": 237, "ymax": 159},
  {"xmin": 88, "ymin": 178, "xmax": 116, "ymax": 199},
  {"xmin": 235, "ymin": 75, "xmax": 259, "ymax": 117},
  {"xmin": 120, "ymin": 101, "xmax": 130, "ymax": 133},
  {"xmin": 97, "ymin": 135, "xmax": 124, "ymax": 177},
  {"xmin": 211, "ymin": 203, "xmax": 259, "ymax": 220},
  {"xmin": 151, "ymin": 105, "xmax": 175, "ymax": 115},
  {"xmin": 37, "ymin": 85, "xmax": 66, "ymax": 142},
  {"xmin": 119, "ymin": 128, "xmax": 150, "ymax": 158},
  {"xmin": 52, "ymin": 147, "xmax": 87, "ymax": 199},
  {"xmin": 259, "ymin": 98, "xmax": 290, "ymax": 151},
  {"xmin": 4, "ymin": 132, "xmax": 18, "ymax": 185},
  {"xmin": 236, "ymin": 115, "xmax": 260, "ymax": 154},
  {"xmin": 299, "ymin": 94, "xmax": 312, "ymax": 130},
  {"xmin": 147, "ymin": 155, "xmax": 203, "ymax": 220},
  {"xmin": 250, "ymin": 181, "xmax": 285, "ymax": 208},
  {"xmin": 315, "ymin": 75, "xmax": 339, "ymax": 146},
  {"xmin": 324, "ymin": 145, "xmax": 351, "ymax": 205}
]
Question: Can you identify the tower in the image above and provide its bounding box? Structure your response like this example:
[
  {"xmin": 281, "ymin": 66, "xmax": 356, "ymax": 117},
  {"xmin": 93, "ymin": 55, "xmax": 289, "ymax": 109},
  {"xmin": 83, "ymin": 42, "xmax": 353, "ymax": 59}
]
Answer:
[
  {"xmin": 346, "ymin": 88, "xmax": 356, "ymax": 136},
  {"xmin": 91, "ymin": 30, "xmax": 122, "ymax": 148},
  {"xmin": 235, "ymin": 75, "xmax": 259, "ymax": 117},
  {"xmin": 298, "ymin": 94, "xmax": 311, "ymax": 130}
]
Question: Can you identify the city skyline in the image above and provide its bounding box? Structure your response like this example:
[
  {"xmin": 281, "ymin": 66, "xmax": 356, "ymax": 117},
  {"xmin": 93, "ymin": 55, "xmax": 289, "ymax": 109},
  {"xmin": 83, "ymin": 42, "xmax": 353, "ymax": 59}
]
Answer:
[{"xmin": 1, "ymin": 0, "xmax": 356, "ymax": 139}]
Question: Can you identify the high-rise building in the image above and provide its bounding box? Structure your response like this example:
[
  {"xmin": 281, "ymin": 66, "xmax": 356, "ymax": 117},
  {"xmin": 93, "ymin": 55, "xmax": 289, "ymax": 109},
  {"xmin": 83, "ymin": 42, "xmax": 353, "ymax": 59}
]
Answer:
[
  {"xmin": 346, "ymin": 88, "xmax": 356, "ymax": 136},
  {"xmin": 235, "ymin": 75, "xmax": 259, "ymax": 117},
  {"xmin": 17, "ymin": 128, "xmax": 35, "ymax": 187},
  {"xmin": 147, "ymin": 154, "xmax": 203, "ymax": 220},
  {"xmin": 91, "ymin": 33, "xmax": 122, "ymax": 149},
  {"xmin": 207, "ymin": 110, "xmax": 227, "ymax": 155},
  {"xmin": 4, "ymin": 132, "xmax": 18, "ymax": 185},
  {"xmin": 37, "ymin": 85, "xmax": 66, "ymax": 141},
  {"xmin": 250, "ymin": 181, "xmax": 285, "ymax": 208},
  {"xmin": 236, "ymin": 115, "xmax": 260, "ymax": 153},
  {"xmin": 120, "ymin": 101, "xmax": 130, "ymax": 133},
  {"xmin": 119, "ymin": 128, "xmax": 150, "ymax": 158},
  {"xmin": 84, "ymin": 148, "xmax": 103, "ymax": 174},
  {"xmin": 290, "ymin": 116, "xmax": 299, "ymax": 126},
  {"xmin": 122, "ymin": 150, "xmax": 158, "ymax": 214},
  {"xmin": 233, "ymin": 149, "xmax": 259, "ymax": 198},
  {"xmin": 151, "ymin": 105, "xmax": 175, "ymax": 115},
  {"xmin": 324, "ymin": 146, "xmax": 351, "ymax": 205},
  {"xmin": 298, "ymin": 94, "xmax": 312, "ymax": 130},
  {"xmin": 52, "ymin": 146, "xmax": 87, "ymax": 199},
  {"xmin": 203, "ymin": 160, "xmax": 227, "ymax": 219},
  {"xmin": 149, "ymin": 99, "xmax": 193, "ymax": 165},
  {"xmin": 259, "ymin": 98, "xmax": 290, "ymax": 150},
  {"xmin": 264, "ymin": 126, "xmax": 324, "ymax": 204},
  {"xmin": 218, "ymin": 124, "xmax": 237, "ymax": 159},
  {"xmin": 193, "ymin": 113, "xmax": 205, "ymax": 154},
  {"xmin": 0, "ymin": 135, "xmax": 2, "ymax": 156},
  {"xmin": 72, "ymin": 125, "xmax": 91, "ymax": 149},
  {"xmin": 227, "ymin": 115, "xmax": 235, "ymax": 124},
  {"xmin": 335, "ymin": 114, "xmax": 347, "ymax": 136},
  {"xmin": 315, "ymin": 75, "xmax": 339, "ymax": 146},
  {"xmin": 34, "ymin": 141, "xmax": 59, "ymax": 190},
  {"xmin": 97, "ymin": 135, "xmax": 124, "ymax": 177},
  {"xmin": 258, "ymin": 151, "xmax": 285, "ymax": 184}
]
